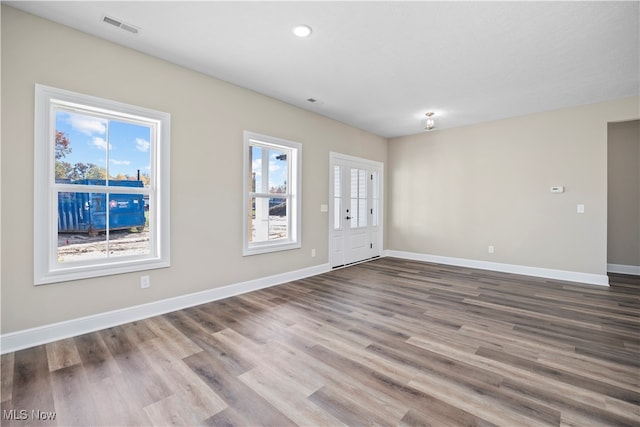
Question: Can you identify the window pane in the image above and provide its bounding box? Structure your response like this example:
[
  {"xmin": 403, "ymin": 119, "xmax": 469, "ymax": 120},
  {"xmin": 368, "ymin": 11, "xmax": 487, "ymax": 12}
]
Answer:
[
  {"xmin": 57, "ymin": 191, "xmax": 149, "ymax": 262},
  {"xmin": 268, "ymin": 197, "xmax": 288, "ymax": 240},
  {"xmin": 55, "ymin": 111, "xmax": 152, "ymax": 187},
  {"xmin": 55, "ymin": 110, "xmax": 107, "ymax": 184},
  {"xmin": 108, "ymin": 120, "xmax": 152, "ymax": 186},
  {"xmin": 268, "ymin": 148, "xmax": 288, "ymax": 194},
  {"xmin": 250, "ymin": 145, "xmax": 262, "ymax": 192},
  {"xmin": 57, "ymin": 191, "xmax": 107, "ymax": 262},
  {"xmin": 249, "ymin": 196, "xmax": 289, "ymax": 243},
  {"xmin": 107, "ymin": 192, "xmax": 150, "ymax": 258}
]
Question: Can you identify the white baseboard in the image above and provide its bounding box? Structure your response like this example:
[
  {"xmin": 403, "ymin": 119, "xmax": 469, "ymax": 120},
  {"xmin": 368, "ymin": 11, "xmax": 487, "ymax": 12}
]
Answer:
[
  {"xmin": 607, "ymin": 263, "xmax": 640, "ymax": 275},
  {"xmin": 384, "ymin": 250, "xmax": 610, "ymax": 287},
  {"xmin": 0, "ymin": 263, "xmax": 331, "ymax": 355}
]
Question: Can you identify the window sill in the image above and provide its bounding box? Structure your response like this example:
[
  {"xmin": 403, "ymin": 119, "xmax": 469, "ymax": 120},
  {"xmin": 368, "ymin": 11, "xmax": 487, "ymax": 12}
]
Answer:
[
  {"xmin": 243, "ymin": 241, "xmax": 301, "ymax": 256},
  {"xmin": 35, "ymin": 257, "xmax": 170, "ymax": 285}
]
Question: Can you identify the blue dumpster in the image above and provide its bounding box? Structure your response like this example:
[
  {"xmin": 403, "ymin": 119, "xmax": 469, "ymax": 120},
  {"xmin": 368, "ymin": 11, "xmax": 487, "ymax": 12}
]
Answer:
[{"xmin": 57, "ymin": 179, "xmax": 146, "ymax": 234}]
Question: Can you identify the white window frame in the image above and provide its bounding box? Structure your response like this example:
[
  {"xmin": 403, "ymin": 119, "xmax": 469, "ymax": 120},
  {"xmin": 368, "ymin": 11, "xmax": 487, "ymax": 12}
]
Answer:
[
  {"xmin": 34, "ymin": 84, "xmax": 171, "ymax": 285},
  {"xmin": 243, "ymin": 131, "xmax": 301, "ymax": 256}
]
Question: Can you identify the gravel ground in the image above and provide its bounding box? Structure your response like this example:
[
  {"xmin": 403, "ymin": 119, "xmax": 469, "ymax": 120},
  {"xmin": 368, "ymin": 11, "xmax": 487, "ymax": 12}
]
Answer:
[{"xmin": 57, "ymin": 230, "xmax": 150, "ymax": 262}]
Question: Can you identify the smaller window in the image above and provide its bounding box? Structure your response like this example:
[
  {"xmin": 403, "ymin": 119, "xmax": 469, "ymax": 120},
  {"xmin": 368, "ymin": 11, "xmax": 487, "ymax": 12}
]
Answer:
[{"xmin": 243, "ymin": 131, "xmax": 301, "ymax": 255}]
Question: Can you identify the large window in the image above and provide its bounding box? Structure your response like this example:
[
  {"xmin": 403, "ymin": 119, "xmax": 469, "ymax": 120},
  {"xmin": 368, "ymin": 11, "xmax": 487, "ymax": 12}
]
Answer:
[
  {"xmin": 243, "ymin": 131, "xmax": 301, "ymax": 255},
  {"xmin": 34, "ymin": 84, "xmax": 170, "ymax": 285}
]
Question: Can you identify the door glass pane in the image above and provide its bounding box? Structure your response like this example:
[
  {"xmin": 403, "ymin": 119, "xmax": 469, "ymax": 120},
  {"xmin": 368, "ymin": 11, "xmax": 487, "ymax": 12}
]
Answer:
[
  {"xmin": 372, "ymin": 171, "xmax": 379, "ymax": 227},
  {"xmin": 334, "ymin": 198, "xmax": 342, "ymax": 230},
  {"xmin": 334, "ymin": 165, "xmax": 342, "ymax": 230},
  {"xmin": 350, "ymin": 198, "xmax": 358, "ymax": 229},
  {"xmin": 350, "ymin": 168, "xmax": 358, "ymax": 198},
  {"xmin": 349, "ymin": 168, "xmax": 368, "ymax": 228},
  {"xmin": 358, "ymin": 169, "xmax": 367, "ymax": 199},
  {"xmin": 372, "ymin": 171, "xmax": 379, "ymax": 199},
  {"xmin": 359, "ymin": 199, "xmax": 367, "ymax": 227}
]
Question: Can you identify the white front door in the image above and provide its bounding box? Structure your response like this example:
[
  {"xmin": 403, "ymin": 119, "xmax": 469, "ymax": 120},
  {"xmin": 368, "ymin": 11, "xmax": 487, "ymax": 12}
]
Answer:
[{"xmin": 330, "ymin": 153, "xmax": 382, "ymax": 268}]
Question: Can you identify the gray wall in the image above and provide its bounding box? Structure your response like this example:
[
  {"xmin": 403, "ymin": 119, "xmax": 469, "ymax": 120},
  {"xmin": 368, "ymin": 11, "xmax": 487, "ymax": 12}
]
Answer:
[{"xmin": 608, "ymin": 120, "xmax": 640, "ymax": 268}]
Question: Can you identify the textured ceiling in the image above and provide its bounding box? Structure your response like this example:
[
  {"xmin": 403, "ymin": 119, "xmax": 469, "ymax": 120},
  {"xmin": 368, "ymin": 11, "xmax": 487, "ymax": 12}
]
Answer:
[{"xmin": 6, "ymin": 1, "xmax": 639, "ymax": 138}]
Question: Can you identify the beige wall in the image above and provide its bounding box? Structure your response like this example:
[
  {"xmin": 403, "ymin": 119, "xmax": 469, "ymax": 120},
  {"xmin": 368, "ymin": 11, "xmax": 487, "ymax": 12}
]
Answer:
[
  {"xmin": 388, "ymin": 97, "xmax": 639, "ymax": 275},
  {"xmin": 608, "ymin": 120, "xmax": 640, "ymax": 267},
  {"xmin": 0, "ymin": 7, "xmax": 387, "ymax": 333}
]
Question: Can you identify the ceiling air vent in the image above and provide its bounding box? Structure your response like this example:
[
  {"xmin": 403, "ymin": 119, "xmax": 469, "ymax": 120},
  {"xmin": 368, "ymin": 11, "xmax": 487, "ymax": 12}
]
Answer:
[{"xmin": 102, "ymin": 15, "xmax": 139, "ymax": 34}]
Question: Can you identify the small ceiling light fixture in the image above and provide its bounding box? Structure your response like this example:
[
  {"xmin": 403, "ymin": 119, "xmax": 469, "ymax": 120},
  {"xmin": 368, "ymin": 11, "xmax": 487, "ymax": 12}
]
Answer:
[
  {"xmin": 425, "ymin": 112, "xmax": 436, "ymax": 131},
  {"xmin": 292, "ymin": 25, "xmax": 313, "ymax": 38}
]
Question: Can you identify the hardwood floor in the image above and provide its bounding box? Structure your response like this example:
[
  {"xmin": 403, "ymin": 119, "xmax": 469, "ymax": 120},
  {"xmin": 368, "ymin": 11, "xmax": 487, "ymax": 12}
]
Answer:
[{"xmin": 1, "ymin": 258, "xmax": 639, "ymax": 426}]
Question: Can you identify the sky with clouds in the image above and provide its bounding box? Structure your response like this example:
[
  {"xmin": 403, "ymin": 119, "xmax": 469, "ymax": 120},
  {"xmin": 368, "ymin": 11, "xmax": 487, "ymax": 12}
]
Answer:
[
  {"xmin": 251, "ymin": 145, "xmax": 288, "ymax": 193},
  {"xmin": 56, "ymin": 110, "xmax": 151, "ymax": 178}
]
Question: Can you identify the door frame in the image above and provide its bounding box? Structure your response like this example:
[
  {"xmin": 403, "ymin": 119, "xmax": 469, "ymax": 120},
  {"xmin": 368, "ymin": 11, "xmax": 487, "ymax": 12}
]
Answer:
[{"xmin": 328, "ymin": 152, "xmax": 384, "ymax": 268}]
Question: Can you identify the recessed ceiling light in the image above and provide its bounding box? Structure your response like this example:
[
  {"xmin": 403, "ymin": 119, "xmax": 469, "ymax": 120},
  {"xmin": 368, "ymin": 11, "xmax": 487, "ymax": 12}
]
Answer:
[{"xmin": 292, "ymin": 25, "xmax": 312, "ymax": 38}]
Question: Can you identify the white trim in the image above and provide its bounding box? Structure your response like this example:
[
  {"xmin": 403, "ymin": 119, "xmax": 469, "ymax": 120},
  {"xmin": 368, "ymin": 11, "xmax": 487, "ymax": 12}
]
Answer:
[
  {"xmin": 384, "ymin": 250, "xmax": 610, "ymax": 287},
  {"xmin": 0, "ymin": 263, "xmax": 330, "ymax": 355},
  {"xmin": 607, "ymin": 263, "xmax": 640, "ymax": 275}
]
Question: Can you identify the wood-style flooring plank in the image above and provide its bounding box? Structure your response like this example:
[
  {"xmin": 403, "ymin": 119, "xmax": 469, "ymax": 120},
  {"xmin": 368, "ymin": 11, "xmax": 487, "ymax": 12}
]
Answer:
[
  {"xmin": 5, "ymin": 346, "xmax": 57, "ymax": 426},
  {"xmin": 1, "ymin": 352, "xmax": 14, "ymax": 404},
  {"xmin": 45, "ymin": 338, "xmax": 81, "ymax": 372}
]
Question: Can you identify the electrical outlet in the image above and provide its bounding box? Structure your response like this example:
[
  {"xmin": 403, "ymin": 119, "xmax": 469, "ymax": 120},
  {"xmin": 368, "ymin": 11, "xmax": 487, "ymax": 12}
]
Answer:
[
  {"xmin": 488, "ymin": 245, "xmax": 495, "ymax": 254},
  {"xmin": 311, "ymin": 248, "xmax": 316, "ymax": 257},
  {"xmin": 140, "ymin": 275, "xmax": 150, "ymax": 289}
]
